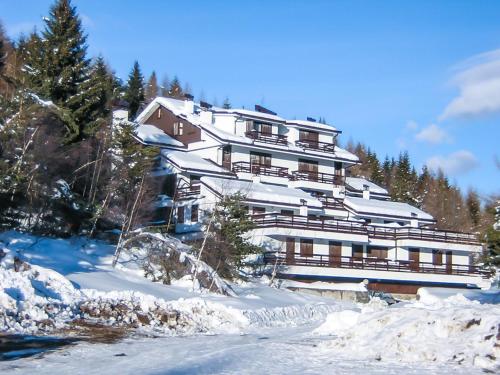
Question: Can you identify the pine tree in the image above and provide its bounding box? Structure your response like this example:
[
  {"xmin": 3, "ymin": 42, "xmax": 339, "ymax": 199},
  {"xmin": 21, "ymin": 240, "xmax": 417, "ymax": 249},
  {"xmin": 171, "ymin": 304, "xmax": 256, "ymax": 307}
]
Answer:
[
  {"xmin": 17, "ymin": 32, "xmax": 45, "ymax": 94},
  {"xmin": 222, "ymin": 97, "xmax": 232, "ymax": 109},
  {"xmin": 160, "ymin": 75, "xmax": 170, "ymax": 96},
  {"xmin": 144, "ymin": 71, "xmax": 158, "ymax": 103},
  {"xmin": 391, "ymin": 152, "xmax": 416, "ymax": 204},
  {"xmin": 466, "ymin": 189, "xmax": 481, "ymax": 229},
  {"xmin": 124, "ymin": 61, "xmax": 145, "ymax": 119},
  {"xmin": 382, "ymin": 155, "xmax": 393, "ymax": 188},
  {"xmin": 168, "ymin": 76, "xmax": 183, "ymax": 98},
  {"xmin": 42, "ymin": 0, "xmax": 89, "ymax": 105},
  {"xmin": 367, "ymin": 151, "xmax": 384, "ymax": 186},
  {"xmin": 72, "ymin": 56, "xmax": 113, "ymax": 137}
]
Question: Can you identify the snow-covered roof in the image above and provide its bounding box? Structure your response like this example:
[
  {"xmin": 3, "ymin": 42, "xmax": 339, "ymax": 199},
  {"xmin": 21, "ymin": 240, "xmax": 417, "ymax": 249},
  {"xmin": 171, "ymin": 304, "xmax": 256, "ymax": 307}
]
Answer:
[
  {"xmin": 135, "ymin": 124, "xmax": 184, "ymax": 147},
  {"xmin": 215, "ymin": 108, "xmax": 286, "ymax": 123},
  {"xmin": 201, "ymin": 177, "xmax": 322, "ymax": 208},
  {"xmin": 285, "ymin": 119, "xmax": 339, "ymax": 133},
  {"xmin": 343, "ymin": 196, "xmax": 434, "ymax": 221},
  {"xmin": 345, "ymin": 177, "xmax": 388, "ymax": 195},
  {"xmin": 162, "ymin": 150, "xmax": 229, "ymax": 174},
  {"xmin": 135, "ymin": 97, "xmax": 358, "ymax": 163},
  {"xmin": 136, "ymin": 97, "xmax": 204, "ymax": 127}
]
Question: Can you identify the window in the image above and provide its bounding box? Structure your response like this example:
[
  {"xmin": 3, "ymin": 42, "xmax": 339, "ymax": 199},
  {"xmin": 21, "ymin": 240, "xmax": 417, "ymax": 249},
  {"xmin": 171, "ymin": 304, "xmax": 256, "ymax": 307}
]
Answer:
[
  {"xmin": 173, "ymin": 122, "xmax": 184, "ymax": 136},
  {"xmin": 191, "ymin": 205, "xmax": 199, "ymax": 222},
  {"xmin": 253, "ymin": 206, "xmax": 265, "ymax": 215},
  {"xmin": 367, "ymin": 246, "xmax": 388, "ymax": 259},
  {"xmin": 177, "ymin": 206, "xmax": 185, "ymax": 224},
  {"xmin": 250, "ymin": 152, "xmax": 272, "ymax": 167},
  {"xmin": 299, "ymin": 130, "xmax": 318, "ymax": 142},
  {"xmin": 352, "ymin": 244, "xmax": 363, "ymax": 259},
  {"xmin": 433, "ymin": 250, "xmax": 443, "ymax": 266},
  {"xmin": 300, "ymin": 239, "xmax": 314, "ymax": 257},
  {"xmin": 157, "ymin": 108, "xmax": 162, "ymax": 119},
  {"xmin": 280, "ymin": 210, "xmax": 294, "ymax": 216},
  {"xmin": 334, "ymin": 162, "xmax": 342, "ymax": 175},
  {"xmin": 190, "ymin": 175, "xmax": 201, "ymax": 183}
]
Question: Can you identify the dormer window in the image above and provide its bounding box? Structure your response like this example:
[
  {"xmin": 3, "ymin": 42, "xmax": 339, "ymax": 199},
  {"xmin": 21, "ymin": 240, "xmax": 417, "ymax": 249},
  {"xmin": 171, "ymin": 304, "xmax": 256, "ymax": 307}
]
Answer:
[{"xmin": 174, "ymin": 122, "xmax": 184, "ymax": 136}]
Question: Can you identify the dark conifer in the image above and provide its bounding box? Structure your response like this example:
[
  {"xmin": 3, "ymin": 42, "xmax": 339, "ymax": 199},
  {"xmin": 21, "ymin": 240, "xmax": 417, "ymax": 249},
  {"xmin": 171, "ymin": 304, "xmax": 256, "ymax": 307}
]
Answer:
[
  {"xmin": 168, "ymin": 76, "xmax": 183, "ymax": 98},
  {"xmin": 124, "ymin": 61, "xmax": 145, "ymax": 119},
  {"xmin": 144, "ymin": 71, "xmax": 159, "ymax": 103}
]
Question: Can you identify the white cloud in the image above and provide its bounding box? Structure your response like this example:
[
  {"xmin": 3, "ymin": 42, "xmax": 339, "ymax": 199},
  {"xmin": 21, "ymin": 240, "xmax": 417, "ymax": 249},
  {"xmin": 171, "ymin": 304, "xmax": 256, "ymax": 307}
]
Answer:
[
  {"xmin": 426, "ymin": 150, "xmax": 478, "ymax": 176},
  {"xmin": 441, "ymin": 49, "xmax": 500, "ymax": 120},
  {"xmin": 415, "ymin": 124, "xmax": 450, "ymax": 144},
  {"xmin": 405, "ymin": 120, "xmax": 418, "ymax": 131}
]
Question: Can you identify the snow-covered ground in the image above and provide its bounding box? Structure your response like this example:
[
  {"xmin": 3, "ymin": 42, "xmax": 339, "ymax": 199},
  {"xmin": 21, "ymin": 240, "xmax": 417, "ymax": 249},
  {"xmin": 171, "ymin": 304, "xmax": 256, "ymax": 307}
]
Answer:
[{"xmin": 1, "ymin": 231, "xmax": 499, "ymax": 374}]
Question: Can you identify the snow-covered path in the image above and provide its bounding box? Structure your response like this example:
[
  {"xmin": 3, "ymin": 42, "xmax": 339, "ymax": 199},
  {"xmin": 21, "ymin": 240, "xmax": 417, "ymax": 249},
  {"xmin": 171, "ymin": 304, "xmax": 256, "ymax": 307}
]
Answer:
[{"xmin": 0, "ymin": 325, "xmax": 484, "ymax": 375}]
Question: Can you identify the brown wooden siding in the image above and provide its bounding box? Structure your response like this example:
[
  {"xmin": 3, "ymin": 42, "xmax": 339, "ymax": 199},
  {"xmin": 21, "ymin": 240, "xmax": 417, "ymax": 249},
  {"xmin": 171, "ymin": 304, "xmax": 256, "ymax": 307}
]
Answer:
[{"xmin": 144, "ymin": 105, "xmax": 201, "ymax": 144}]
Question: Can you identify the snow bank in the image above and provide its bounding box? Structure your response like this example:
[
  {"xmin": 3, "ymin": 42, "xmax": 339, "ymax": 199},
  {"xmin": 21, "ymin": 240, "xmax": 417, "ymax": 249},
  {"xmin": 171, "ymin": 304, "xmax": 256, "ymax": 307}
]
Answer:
[
  {"xmin": 418, "ymin": 287, "xmax": 500, "ymax": 305},
  {"xmin": 0, "ymin": 231, "xmax": 342, "ymax": 336},
  {"xmin": 315, "ymin": 297, "xmax": 500, "ymax": 371}
]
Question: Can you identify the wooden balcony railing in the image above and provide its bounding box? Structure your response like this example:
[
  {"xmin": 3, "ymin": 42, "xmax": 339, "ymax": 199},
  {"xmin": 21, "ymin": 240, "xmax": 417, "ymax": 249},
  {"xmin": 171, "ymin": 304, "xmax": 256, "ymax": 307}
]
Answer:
[
  {"xmin": 252, "ymin": 213, "xmax": 480, "ymax": 246},
  {"xmin": 252, "ymin": 213, "xmax": 367, "ymax": 235},
  {"xmin": 175, "ymin": 184, "xmax": 201, "ymax": 200},
  {"xmin": 367, "ymin": 226, "xmax": 480, "ymax": 245},
  {"xmin": 263, "ymin": 253, "xmax": 488, "ymax": 277},
  {"xmin": 245, "ymin": 130, "xmax": 288, "ymax": 145},
  {"xmin": 295, "ymin": 139, "xmax": 336, "ymax": 153},
  {"xmin": 290, "ymin": 171, "xmax": 345, "ymax": 185},
  {"xmin": 232, "ymin": 162, "xmax": 289, "ymax": 178}
]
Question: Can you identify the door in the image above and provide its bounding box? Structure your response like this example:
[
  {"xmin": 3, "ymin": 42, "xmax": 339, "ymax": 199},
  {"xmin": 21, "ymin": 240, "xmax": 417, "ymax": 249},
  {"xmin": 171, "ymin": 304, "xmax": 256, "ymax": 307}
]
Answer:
[
  {"xmin": 329, "ymin": 241, "xmax": 342, "ymax": 267},
  {"xmin": 446, "ymin": 251, "xmax": 453, "ymax": 274},
  {"xmin": 409, "ymin": 248, "xmax": 420, "ymax": 271},
  {"xmin": 298, "ymin": 159, "xmax": 319, "ymax": 181},
  {"xmin": 286, "ymin": 237, "xmax": 295, "ymax": 264}
]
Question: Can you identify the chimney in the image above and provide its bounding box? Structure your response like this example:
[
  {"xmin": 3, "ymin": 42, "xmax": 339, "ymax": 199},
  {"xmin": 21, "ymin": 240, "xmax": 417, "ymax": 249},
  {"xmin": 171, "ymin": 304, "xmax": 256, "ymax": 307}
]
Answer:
[
  {"xmin": 410, "ymin": 212, "xmax": 418, "ymax": 228},
  {"xmin": 299, "ymin": 199, "xmax": 308, "ymax": 216},
  {"xmin": 184, "ymin": 93, "xmax": 194, "ymax": 114},
  {"xmin": 362, "ymin": 184, "xmax": 370, "ymax": 200}
]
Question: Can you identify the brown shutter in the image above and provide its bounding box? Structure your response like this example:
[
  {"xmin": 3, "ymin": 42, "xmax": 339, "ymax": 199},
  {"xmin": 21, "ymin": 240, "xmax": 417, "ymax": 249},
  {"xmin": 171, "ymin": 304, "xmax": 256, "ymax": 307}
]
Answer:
[
  {"xmin": 329, "ymin": 241, "xmax": 342, "ymax": 266},
  {"xmin": 286, "ymin": 237, "xmax": 295, "ymax": 262},
  {"xmin": 432, "ymin": 250, "xmax": 443, "ymax": 266},
  {"xmin": 300, "ymin": 239, "xmax": 313, "ymax": 257},
  {"xmin": 409, "ymin": 248, "xmax": 420, "ymax": 271}
]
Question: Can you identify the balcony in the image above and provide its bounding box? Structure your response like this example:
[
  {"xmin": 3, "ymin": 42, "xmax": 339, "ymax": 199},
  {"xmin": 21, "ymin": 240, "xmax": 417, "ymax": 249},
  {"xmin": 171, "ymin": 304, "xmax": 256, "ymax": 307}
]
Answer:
[
  {"xmin": 367, "ymin": 226, "xmax": 480, "ymax": 245},
  {"xmin": 317, "ymin": 195, "xmax": 344, "ymax": 209},
  {"xmin": 252, "ymin": 213, "xmax": 481, "ymax": 246},
  {"xmin": 252, "ymin": 213, "xmax": 367, "ymax": 235},
  {"xmin": 175, "ymin": 184, "xmax": 201, "ymax": 200},
  {"xmin": 295, "ymin": 139, "xmax": 336, "ymax": 153},
  {"xmin": 263, "ymin": 253, "xmax": 487, "ymax": 278},
  {"xmin": 245, "ymin": 130, "xmax": 288, "ymax": 146},
  {"xmin": 290, "ymin": 170, "xmax": 345, "ymax": 186},
  {"xmin": 232, "ymin": 161, "xmax": 289, "ymax": 178}
]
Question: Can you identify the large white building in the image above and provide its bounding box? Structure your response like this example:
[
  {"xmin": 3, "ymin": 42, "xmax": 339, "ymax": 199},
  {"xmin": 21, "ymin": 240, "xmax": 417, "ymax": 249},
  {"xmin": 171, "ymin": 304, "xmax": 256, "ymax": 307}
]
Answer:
[{"xmin": 131, "ymin": 94, "xmax": 489, "ymax": 294}]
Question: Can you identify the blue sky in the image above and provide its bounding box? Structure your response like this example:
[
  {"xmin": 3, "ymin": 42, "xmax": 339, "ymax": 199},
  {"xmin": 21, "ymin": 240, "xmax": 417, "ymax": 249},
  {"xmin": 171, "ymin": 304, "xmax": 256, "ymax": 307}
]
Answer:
[{"xmin": 2, "ymin": 0, "xmax": 499, "ymax": 196}]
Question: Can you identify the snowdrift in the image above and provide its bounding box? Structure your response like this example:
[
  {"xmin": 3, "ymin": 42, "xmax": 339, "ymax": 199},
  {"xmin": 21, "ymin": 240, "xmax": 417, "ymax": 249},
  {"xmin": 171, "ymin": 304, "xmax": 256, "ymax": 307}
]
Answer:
[
  {"xmin": 0, "ymin": 231, "xmax": 340, "ymax": 336},
  {"xmin": 315, "ymin": 296, "xmax": 500, "ymax": 371}
]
